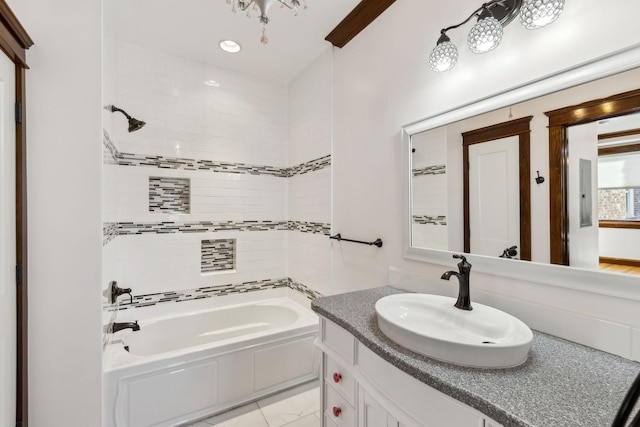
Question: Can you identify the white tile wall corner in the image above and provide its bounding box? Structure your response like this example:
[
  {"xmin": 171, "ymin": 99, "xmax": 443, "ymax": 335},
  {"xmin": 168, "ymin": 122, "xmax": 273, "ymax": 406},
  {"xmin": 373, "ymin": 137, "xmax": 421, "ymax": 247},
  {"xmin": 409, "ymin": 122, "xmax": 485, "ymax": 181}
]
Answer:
[
  {"xmin": 288, "ymin": 47, "xmax": 333, "ymax": 167},
  {"xmin": 113, "ymin": 41, "xmax": 288, "ymax": 167},
  {"xmin": 288, "ymin": 167, "xmax": 331, "ymax": 224},
  {"xmin": 288, "ymin": 232, "xmax": 332, "ymax": 297},
  {"xmin": 287, "ymin": 47, "xmax": 333, "ymax": 297}
]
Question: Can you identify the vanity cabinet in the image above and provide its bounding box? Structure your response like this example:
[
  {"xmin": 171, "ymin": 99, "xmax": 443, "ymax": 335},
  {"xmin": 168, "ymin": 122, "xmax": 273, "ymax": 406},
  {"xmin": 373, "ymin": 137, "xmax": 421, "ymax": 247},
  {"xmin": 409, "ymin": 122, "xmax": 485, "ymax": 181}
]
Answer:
[{"xmin": 319, "ymin": 317, "xmax": 503, "ymax": 427}]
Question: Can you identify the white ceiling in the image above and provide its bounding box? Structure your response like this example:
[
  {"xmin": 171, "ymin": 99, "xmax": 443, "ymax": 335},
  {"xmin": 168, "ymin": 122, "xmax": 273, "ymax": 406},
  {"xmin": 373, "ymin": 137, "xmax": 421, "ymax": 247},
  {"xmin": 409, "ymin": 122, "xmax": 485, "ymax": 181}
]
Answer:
[{"xmin": 106, "ymin": 0, "xmax": 362, "ymax": 83}]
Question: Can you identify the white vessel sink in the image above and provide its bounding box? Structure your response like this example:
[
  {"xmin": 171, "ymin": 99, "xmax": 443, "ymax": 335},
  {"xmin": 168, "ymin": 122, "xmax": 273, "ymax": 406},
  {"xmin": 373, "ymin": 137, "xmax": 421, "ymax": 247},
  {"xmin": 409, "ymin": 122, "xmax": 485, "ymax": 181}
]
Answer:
[{"xmin": 375, "ymin": 294, "xmax": 533, "ymax": 369}]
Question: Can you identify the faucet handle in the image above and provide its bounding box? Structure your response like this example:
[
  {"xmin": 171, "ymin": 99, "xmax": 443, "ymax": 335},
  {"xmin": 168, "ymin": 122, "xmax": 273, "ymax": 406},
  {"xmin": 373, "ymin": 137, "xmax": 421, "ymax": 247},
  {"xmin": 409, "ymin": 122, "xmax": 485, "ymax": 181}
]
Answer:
[
  {"xmin": 453, "ymin": 254, "xmax": 466, "ymax": 262},
  {"xmin": 453, "ymin": 254, "xmax": 471, "ymax": 271}
]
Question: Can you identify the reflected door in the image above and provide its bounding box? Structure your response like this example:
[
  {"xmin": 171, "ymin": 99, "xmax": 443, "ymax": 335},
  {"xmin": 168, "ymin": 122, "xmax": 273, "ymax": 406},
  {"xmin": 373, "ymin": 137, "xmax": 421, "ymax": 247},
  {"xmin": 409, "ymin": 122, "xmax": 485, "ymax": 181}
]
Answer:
[
  {"xmin": 0, "ymin": 49, "xmax": 16, "ymax": 425},
  {"xmin": 468, "ymin": 136, "xmax": 520, "ymax": 258}
]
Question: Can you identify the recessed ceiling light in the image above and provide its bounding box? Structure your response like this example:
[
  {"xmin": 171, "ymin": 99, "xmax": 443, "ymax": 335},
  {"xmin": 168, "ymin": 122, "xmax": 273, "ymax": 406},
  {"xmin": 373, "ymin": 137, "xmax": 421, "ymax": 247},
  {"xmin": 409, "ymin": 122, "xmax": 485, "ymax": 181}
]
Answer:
[
  {"xmin": 219, "ymin": 40, "xmax": 241, "ymax": 53},
  {"xmin": 204, "ymin": 80, "xmax": 221, "ymax": 87}
]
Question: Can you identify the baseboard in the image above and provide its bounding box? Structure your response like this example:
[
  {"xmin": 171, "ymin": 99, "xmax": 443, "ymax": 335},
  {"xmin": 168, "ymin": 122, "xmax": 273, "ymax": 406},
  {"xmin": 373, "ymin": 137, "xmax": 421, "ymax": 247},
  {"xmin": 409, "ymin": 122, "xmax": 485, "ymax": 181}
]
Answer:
[{"xmin": 599, "ymin": 256, "xmax": 640, "ymax": 267}]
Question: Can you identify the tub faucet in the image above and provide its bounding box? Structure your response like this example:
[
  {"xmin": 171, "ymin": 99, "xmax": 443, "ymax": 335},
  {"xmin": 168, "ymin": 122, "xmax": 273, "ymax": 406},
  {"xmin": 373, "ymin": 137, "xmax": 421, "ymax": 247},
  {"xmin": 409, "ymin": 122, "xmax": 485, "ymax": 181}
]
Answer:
[
  {"xmin": 111, "ymin": 321, "xmax": 140, "ymax": 333},
  {"xmin": 104, "ymin": 280, "xmax": 133, "ymax": 305},
  {"xmin": 440, "ymin": 254, "xmax": 473, "ymax": 311}
]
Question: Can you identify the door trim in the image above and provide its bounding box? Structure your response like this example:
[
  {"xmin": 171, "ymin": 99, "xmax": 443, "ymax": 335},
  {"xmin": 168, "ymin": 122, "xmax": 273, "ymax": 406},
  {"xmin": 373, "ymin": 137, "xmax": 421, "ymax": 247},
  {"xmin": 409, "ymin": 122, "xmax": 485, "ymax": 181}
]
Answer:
[
  {"xmin": 462, "ymin": 116, "xmax": 533, "ymax": 261},
  {"xmin": 545, "ymin": 88, "xmax": 640, "ymax": 265},
  {"xmin": 0, "ymin": 2, "xmax": 32, "ymax": 426}
]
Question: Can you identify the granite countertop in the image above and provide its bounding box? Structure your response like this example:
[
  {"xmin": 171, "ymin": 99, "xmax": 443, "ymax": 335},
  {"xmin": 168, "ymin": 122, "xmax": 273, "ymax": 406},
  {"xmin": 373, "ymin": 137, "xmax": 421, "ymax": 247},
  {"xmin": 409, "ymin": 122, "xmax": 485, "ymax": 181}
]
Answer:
[{"xmin": 311, "ymin": 286, "xmax": 640, "ymax": 427}]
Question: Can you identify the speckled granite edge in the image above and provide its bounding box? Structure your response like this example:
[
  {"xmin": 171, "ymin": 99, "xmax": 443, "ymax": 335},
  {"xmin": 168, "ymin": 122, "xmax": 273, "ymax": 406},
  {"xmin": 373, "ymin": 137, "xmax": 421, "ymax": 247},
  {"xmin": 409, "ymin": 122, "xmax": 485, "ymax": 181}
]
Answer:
[{"xmin": 312, "ymin": 286, "xmax": 640, "ymax": 427}]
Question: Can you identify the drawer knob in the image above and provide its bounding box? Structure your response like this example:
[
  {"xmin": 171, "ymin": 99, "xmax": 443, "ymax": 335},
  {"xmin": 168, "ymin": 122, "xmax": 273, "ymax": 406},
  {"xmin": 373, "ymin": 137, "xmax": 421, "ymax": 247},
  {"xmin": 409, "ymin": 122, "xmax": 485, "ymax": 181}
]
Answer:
[
  {"xmin": 333, "ymin": 406, "xmax": 342, "ymax": 417},
  {"xmin": 333, "ymin": 372, "xmax": 342, "ymax": 383}
]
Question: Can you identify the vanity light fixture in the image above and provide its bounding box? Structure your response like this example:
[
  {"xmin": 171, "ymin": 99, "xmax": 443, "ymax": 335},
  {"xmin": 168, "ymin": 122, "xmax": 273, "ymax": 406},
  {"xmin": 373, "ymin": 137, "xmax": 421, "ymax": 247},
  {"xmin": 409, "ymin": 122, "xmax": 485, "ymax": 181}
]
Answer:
[
  {"xmin": 428, "ymin": 0, "xmax": 565, "ymax": 72},
  {"xmin": 226, "ymin": 0, "xmax": 309, "ymax": 45}
]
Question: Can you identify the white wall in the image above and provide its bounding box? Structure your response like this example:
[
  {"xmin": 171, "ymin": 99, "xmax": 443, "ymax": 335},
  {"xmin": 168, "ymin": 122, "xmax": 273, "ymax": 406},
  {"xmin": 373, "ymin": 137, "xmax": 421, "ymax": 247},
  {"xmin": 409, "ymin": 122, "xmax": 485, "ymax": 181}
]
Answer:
[
  {"xmin": 6, "ymin": 0, "xmax": 103, "ymax": 425},
  {"xmin": 331, "ymin": 0, "xmax": 640, "ymax": 329}
]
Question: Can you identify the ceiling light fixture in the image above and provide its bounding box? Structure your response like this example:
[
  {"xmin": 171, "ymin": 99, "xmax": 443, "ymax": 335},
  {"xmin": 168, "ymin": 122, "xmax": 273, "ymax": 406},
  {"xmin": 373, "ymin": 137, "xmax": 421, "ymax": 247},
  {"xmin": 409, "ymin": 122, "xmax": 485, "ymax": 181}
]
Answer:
[
  {"xmin": 226, "ymin": 0, "xmax": 308, "ymax": 45},
  {"xmin": 428, "ymin": 0, "xmax": 565, "ymax": 72},
  {"xmin": 219, "ymin": 40, "xmax": 241, "ymax": 53}
]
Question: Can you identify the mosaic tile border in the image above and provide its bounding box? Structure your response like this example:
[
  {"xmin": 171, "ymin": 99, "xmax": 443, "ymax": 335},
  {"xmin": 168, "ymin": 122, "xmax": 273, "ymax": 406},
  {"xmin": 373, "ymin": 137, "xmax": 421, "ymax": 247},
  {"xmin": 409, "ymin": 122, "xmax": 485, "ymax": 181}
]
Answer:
[
  {"xmin": 118, "ymin": 220, "xmax": 289, "ymax": 236},
  {"xmin": 288, "ymin": 221, "xmax": 331, "ymax": 235},
  {"xmin": 103, "ymin": 138, "xmax": 331, "ymax": 178},
  {"xmin": 103, "ymin": 130, "xmax": 119, "ymax": 165},
  {"xmin": 413, "ymin": 215, "xmax": 447, "ymax": 226},
  {"xmin": 106, "ymin": 277, "xmax": 322, "ymax": 311},
  {"xmin": 103, "ymin": 222, "xmax": 119, "ymax": 246},
  {"xmin": 288, "ymin": 155, "xmax": 331, "ymax": 177},
  {"xmin": 413, "ymin": 164, "xmax": 446, "ymax": 177},
  {"xmin": 288, "ymin": 278, "xmax": 323, "ymax": 300},
  {"xmin": 102, "ymin": 220, "xmax": 331, "ymax": 245}
]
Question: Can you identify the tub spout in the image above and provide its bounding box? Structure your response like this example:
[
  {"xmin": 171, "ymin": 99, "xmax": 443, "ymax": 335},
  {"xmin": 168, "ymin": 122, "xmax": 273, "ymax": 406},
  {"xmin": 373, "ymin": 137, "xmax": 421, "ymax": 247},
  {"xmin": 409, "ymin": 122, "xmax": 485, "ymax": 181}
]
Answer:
[{"xmin": 111, "ymin": 321, "xmax": 140, "ymax": 333}]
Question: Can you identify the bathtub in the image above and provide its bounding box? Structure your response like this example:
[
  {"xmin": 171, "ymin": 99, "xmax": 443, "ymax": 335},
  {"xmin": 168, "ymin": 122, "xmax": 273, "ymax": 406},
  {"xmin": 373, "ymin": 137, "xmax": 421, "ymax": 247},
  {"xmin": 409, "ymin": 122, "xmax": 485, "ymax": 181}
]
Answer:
[{"xmin": 103, "ymin": 291, "xmax": 319, "ymax": 427}]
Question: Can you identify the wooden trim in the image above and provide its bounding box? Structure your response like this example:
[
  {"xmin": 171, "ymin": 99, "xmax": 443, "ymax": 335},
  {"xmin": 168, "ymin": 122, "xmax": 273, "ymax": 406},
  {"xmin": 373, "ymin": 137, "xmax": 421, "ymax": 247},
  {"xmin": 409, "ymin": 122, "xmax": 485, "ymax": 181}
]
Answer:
[
  {"xmin": 598, "ymin": 127, "xmax": 640, "ymax": 140},
  {"xmin": 462, "ymin": 116, "xmax": 533, "ymax": 260},
  {"xmin": 600, "ymin": 256, "xmax": 640, "ymax": 268},
  {"xmin": 598, "ymin": 142, "xmax": 640, "ymax": 156},
  {"xmin": 0, "ymin": 1, "xmax": 33, "ymax": 68},
  {"xmin": 546, "ymin": 89, "xmax": 640, "ymax": 266},
  {"xmin": 0, "ymin": 2, "xmax": 31, "ymax": 425},
  {"xmin": 325, "ymin": 0, "xmax": 397, "ymax": 48},
  {"xmin": 461, "ymin": 116, "xmax": 533, "ymax": 145},
  {"xmin": 15, "ymin": 64, "xmax": 27, "ymax": 427},
  {"xmin": 545, "ymin": 89, "xmax": 640, "ymax": 127},
  {"xmin": 599, "ymin": 220, "xmax": 640, "ymax": 229}
]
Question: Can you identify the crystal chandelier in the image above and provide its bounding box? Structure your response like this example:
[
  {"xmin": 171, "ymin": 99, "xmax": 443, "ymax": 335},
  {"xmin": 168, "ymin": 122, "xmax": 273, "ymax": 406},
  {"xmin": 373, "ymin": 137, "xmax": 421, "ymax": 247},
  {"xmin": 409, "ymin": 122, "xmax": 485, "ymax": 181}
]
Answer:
[
  {"xmin": 428, "ymin": 0, "xmax": 565, "ymax": 72},
  {"xmin": 227, "ymin": 0, "xmax": 309, "ymax": 45}
]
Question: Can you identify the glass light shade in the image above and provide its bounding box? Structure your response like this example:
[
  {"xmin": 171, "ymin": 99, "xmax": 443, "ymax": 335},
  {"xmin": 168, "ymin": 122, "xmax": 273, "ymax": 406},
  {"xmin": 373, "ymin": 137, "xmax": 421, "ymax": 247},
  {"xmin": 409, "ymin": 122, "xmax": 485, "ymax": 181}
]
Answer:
[
  {"xmin": 467, "ymin": 16, "xmax": 503, "ymax": 54},
  {"xmin": 520, "ymin": 0, "xmax": 565, "ymax": 29},
  {"xmin": 429, "ymin": 41, "xmax": 458, "ymax": 72}
]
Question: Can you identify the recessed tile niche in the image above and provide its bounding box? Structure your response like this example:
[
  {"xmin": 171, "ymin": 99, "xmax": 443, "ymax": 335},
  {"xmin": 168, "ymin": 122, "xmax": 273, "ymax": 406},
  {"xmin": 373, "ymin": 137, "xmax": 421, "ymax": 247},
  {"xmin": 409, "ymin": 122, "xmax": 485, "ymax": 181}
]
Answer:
[
  {"xmin": 149, "ymin": 177, "xmax": 191, "ymax": 214},
  {"xmin": 201, "ymin": 239, "xmax": 236, "ymax": 273}
]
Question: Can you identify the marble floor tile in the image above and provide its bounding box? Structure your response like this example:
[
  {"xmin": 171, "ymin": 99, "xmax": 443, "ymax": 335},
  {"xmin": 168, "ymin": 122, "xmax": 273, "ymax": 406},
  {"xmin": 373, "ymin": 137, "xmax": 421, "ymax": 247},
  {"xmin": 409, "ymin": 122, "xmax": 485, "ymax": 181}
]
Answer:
[
  {"xmin": 187, "ymin": 403, "xmax": 269, "ymax": 427},
  {"xmin": 258, "ymin": 383, "xmax": 320, "ymax": 427},
  {"xmin": 281, "ymin": 411, "xmax": 321, "ymax": 427}
]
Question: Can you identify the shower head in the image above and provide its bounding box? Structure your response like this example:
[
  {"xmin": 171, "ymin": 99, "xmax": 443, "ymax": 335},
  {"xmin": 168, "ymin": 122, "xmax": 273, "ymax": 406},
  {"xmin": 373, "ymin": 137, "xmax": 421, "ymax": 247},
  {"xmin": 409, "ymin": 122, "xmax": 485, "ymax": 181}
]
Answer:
[{"xmin": 108, "ymin": 105, "xmax": 146, "ymax": 133}]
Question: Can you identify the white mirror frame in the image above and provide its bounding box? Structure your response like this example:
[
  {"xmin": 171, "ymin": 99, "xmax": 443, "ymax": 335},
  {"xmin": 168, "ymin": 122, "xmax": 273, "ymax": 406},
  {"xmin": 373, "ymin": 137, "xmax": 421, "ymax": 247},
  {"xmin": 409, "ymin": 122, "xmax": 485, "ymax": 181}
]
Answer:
[{"xmin": 402, "ymin": 43, "xmax": 640, "ymax": 302}]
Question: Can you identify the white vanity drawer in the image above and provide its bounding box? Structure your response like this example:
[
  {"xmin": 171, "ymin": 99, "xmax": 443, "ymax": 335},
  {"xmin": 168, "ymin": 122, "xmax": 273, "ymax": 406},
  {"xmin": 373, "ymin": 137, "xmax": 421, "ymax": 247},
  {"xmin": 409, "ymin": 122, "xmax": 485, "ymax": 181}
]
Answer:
[
  {"xmin": 325, "ymin": 381, "xmax": 356, "ymax": 427},
  {"xmin": 324, "ymin": 355, "xmax": 356, "ymax": 406},
  {"xmin": 323, "ymin": 318, "xmax": 355, "ymax": 363}
]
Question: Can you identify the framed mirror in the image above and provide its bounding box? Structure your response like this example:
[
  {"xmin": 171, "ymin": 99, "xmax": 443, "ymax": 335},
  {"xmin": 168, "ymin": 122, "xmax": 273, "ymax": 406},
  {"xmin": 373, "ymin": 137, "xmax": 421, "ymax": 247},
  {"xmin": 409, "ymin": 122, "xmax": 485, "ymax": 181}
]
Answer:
[{"xmin": 402, "ymin": 44, "xmax": 640, "ymax": 301}]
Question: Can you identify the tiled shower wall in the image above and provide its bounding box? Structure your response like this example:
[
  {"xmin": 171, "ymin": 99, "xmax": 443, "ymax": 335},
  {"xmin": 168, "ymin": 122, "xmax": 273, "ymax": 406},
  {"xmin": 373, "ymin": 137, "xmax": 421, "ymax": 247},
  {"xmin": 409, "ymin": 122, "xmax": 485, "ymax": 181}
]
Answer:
[
  {"xmin": 102, "ymin": 42, "xmax": 331, "ymax": 301},
  {"xmin": 287, "ymin": 50, "xmax": 332, "ymax": 297},
  {"xmin": 411, "ymin": 127, "xmax": 448, "ymax": 250}
]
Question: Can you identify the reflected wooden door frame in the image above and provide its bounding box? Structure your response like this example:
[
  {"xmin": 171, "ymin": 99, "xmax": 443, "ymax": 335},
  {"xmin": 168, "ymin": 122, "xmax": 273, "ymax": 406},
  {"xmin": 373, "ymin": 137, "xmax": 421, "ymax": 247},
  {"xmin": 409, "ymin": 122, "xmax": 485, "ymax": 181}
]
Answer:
[
  {"xmin": 545, "ymin": 88, "xmax": 640, "ymax": 266},
  {"xmin": 462, "ymin": 116, "xmax": 533, "ymax": 261}
]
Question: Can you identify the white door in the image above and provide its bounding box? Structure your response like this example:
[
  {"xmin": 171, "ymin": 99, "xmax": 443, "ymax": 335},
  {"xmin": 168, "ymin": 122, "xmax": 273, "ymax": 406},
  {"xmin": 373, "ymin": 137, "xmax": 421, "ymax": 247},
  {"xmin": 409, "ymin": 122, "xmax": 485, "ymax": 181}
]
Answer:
[
  {"xmin": 469, "ymin": 136, "xmax": 520, "ymax": 258},
  {"xmin": 0, "ymin": 50, "xmax": 16, "ymax": 426}
]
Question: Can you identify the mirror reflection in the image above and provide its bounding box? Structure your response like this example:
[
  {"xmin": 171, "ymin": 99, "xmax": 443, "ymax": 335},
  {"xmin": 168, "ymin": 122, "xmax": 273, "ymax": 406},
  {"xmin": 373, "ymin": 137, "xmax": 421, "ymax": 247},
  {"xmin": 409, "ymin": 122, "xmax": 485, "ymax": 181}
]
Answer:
[{"xmin": 409, "ymin": 67, "xmax": 640, "ymax": 276}]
